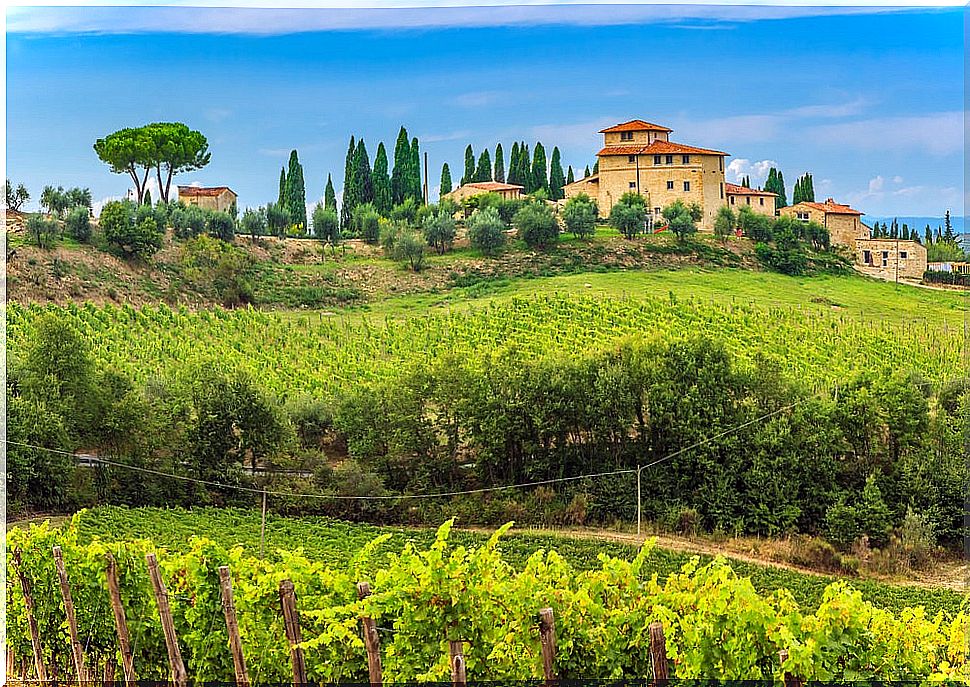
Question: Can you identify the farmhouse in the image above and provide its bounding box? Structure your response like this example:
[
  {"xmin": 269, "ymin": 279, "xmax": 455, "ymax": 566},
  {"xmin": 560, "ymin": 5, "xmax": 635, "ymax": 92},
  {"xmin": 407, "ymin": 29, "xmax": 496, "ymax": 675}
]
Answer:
[
  {"xmin": 856, "ymin": 238, "xmax": 928, "ymax": 280},
  {"xmin": 725, "ymin": 183, "xmax": 776, "ymax": 216},
  {"xmin": 177, "ymin": 185, "xmax": 237, "ymax": 213},
  {"xmin": 562, "ymin": 119, "xmax": 728, "ymax": 230},
  {"xmin": 444, "ymin": 181, "xmax": 524, "ymax": 204},
  {"xmin": 779, "ymin": 198, "xmax": 866, "ymax": 248}
]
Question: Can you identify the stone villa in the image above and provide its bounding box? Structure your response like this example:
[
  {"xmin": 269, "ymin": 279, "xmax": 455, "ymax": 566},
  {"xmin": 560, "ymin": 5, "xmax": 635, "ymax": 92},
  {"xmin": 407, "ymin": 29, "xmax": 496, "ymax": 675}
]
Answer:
[
  {"xmin": 725, "ymin": 182, "xmax": 776, "ymax": 216},
  {"xmin": 780, "ymin": 198, "xmax": 866, "ymax": 247},
  {"xmin": 445, "ymin": 181, "xmax": 523, "ymax": 204},
  {"xmin": 177, "ymin": 185, "xmax": 238, "ymax": 213}
]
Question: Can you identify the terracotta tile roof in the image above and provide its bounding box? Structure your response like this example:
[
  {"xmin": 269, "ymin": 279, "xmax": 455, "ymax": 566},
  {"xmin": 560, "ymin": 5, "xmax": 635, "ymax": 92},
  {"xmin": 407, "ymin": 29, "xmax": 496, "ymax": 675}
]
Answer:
[
  {"xmin": 463, "ymin": 181, "xmax": 524, "ymax": 191},
  {"xmin": 177, "ymin": 185, "xmax": 235, "ymax": 197},
  {"xmin": 597, "ymin": 140, "xmax": 729, "ymax": 157},
  {"xmin": 724, "ymin": 183, "xmax": 776, "ymax": 197},
  {"xmin": 599, "ymin": 119, "xmax": 673, "ymax": 133},
  {"xmin": 565, "ymin": 173, "xmax": 599, "ymax": 186},
  {"xmin": 796, "ymin": 198, "xmax": 863, "ymax": 216}
]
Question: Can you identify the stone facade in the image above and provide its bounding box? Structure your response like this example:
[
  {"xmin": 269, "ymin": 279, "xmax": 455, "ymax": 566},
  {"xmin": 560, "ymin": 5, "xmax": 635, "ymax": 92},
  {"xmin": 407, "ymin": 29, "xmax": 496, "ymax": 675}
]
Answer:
[
  {"xmin": 725, "ymin": 183, "xmax": 776, "ymax": 216},
  {"xmin": 177, "ymin": 186, "xmax": 237, "ymax": 213},
  {"xmin": 444, "ymin": 181, "xmax": 523, "ymax": 204},
  {"xmin": 856, "ymin": 239, "xmax": 927, "ymax": 280},
  {"xmin": 779, "ymin": 199, "xmax": 866, "ymax": 248},
  {"xmin": 563, "ymin": 119, "xmax": 728, "ymax": 231}
]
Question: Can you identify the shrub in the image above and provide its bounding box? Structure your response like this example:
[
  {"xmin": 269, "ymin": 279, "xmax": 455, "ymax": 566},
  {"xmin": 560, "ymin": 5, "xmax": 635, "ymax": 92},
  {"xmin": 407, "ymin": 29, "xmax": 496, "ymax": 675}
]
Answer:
[
  {"xmin": 284, "ymin": 394, "xmax": 333, "ymax": 448},
  {"xmin": 896, "ymin": 507, "xmax": 937, "ymax": 570},
  {"xmin": 27, "ymin": 215, "xmax": 60, "ymax": 248},
  {"xmin": 179, "ymin": 235, "xmax": 255, "ymax": 306},
  {"xmin": 467, "ymin": 207, "xmax": 506, "ymax": 256},
  {"xmin": 495, "ymin": 197, "xmax": 525, "ymax": 226},
  {"xmin": 390, "ymin": 198, "xmax": 418, "ymax": 224},
  {"xmin": 353, "ymin": 203, "xmax": 381, "ymax": 243},
  {"xmin": 100, "ymin": 200, "xmax": 162, "ymax": 259},
  {"xmin": 609, "ymin": 192, "xmax": 648, "ymax": 239},
  {"xmin": 173, "ymin": 204, "xmax": 207, "ymax": 239},
  {"xmin": 514, "ymin": 202, "xmax": 559, "ymax": 249},
  {"xmin": 266, "ymin": 202, "xmax": 289, "ymax": 238},
  {"xmin": 713, "ymin": 205, "xmax": 735, "ymax": 242},
  {"xmin": 755, "ymin": 242, "xmax": 808, "ymax": 276},
  {"xmin": 562, "ymin": 193, "xmax": 597, "ymax": 239},
  {"xmin": 65, "ymin": 206, "xmax": 92, "ymax": 243},
  {"xmin": 312, "ymin": 205, "xmax": 340, "ymax": 244},
  {"xmin": 241, "ymin": 207, "xmax": 267, "ymax": 240},
  {"xmin": 206, "ymin": 211, "xmax": 236, "ymax": 242},
  {"xmin": 739, "ymin": 206, "xmax": 773, "ymax": 242},
  {"xmin": 393, "ymin": 229, "xmax": 426, "ymax": 272},
  {"xmin": 422, "ymin": 211, "xmax": 456, "ymax": 254}
]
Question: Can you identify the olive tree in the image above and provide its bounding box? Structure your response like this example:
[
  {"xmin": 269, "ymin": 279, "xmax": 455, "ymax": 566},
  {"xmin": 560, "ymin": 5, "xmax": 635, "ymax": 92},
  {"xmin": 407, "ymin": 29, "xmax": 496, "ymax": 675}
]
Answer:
[
  {"xmin": 562, "ymin": 193, "xmax": 598, "ymax": 239},
  {"xmin": 467, "ymin": 206, "xmax": 506, "ymax": 256},
  {"xmin": 609, "ymin": 192, "xmax": 648, "ymax": 239}
]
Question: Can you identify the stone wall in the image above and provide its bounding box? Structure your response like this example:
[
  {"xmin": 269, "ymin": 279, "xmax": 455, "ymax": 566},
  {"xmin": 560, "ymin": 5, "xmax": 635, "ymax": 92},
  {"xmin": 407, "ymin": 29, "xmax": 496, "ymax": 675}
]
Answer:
[{"xmin": 855, "ymin": 239, "xmax": 927, "ymax": 280}]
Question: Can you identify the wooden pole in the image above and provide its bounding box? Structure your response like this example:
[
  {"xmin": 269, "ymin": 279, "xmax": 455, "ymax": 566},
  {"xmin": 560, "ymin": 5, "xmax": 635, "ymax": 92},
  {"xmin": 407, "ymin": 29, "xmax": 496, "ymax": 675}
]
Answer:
[
  {"xmin": 356, "ymin": 582, "xmax": 382, "ymax": 685},
  {"xmin": 105, "ymin": 554, "xmax": 137, "ymax": 683},
  {"xmin": 448, "ymin": 640, "xmax": 467, "ymax": 687},
  {"xmin": 636, "ymin": 465, "xmax": 643, "ymax": 537},
  {"xmin": 538, "ymin": 608, "xmax": 557, "ymax": 686},
  {"xmin": 648, "ymin": 621, "xmax": 669, "ymax": 684},
  {"xmin": 145, "ymin": 553, "xmax": 188, "ymax": 687},
  {"xmin": 12, "ymin": 548, "xmax": 47, "ymax": 683},
  {"xmin": 53, "ymin": 546, "xmax": 88, "ymax": 683},
  {"xmin": 6, "ymin": 646, "xmax": 15, "ymax": 680},
  {"xmin": 259, "ymin": 489, "xmax": 267, "ymax": 561},
  {"xmin": 218, "ymin": 566, "xmax": 250, "ymax": 687},
  {"xmin": 279, "ymin": 580, "xmax": 307, "ymax": 687},
  {"xmin": 778, "ymin": 649, "xmax": 803, "ymax": 687}
]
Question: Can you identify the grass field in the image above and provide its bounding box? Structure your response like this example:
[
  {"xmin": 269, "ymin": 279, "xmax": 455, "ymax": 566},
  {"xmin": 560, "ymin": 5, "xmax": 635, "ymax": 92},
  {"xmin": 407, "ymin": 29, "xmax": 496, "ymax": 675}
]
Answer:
[{"xmin": 69, "ymin": 506, "xmax": 967, "ymax": 617}]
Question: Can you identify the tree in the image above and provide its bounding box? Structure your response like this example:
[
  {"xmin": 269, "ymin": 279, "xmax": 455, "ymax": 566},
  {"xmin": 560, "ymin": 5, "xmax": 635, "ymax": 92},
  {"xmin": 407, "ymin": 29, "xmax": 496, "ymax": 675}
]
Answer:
[
  {"xmin": 312, "ymin": 203, "xmax": 340, "ymax": 244},
  {"xmin": 562, "ymin": 193, "xmax": 597, "ymax": 239},
  {"xmin": 143, "ymin": 189, "xmax": 153, "ymax": 206},
  {"xmin": 764, "ymin": 168, "xmax": 788, "ymax": 208},
  {"xmin": 923, "ymin": 224, "xmax": 933, "ymax": 245},
  {"xmin": 241, "ymin": 207, "xmax": 267, "ymax": 241},
  {"xmin": 284, "ymin": 149, "xmax": 307, "ymax": 233},
  {"xmin": 467, "ymin": 206, "xmax": 506, "ymax": 256},
  {"xmin": 393, "ymin": 229, "xmax": 426, "ymax": 272},
  {"xmin": 609, "ymin": 192, "xmax": 648, "ymax": 239},
  {"xmin": 26, "ymin": 215, "xmax": 60, "ymax": 248},
  {"xmin": 584, "ymin": 165, "xmax": 590, "ymax": 179},
  {"xmin": 101, "ymin": 200, "xmax": 162, "ymax": 258},
  {"xmin": 266, "ymin": 202, "xmax": 289, "ymax": 238},
  {"xmin": 494, "ymin": 144, "xmax": 505, "ymax": 183},
  {"xmin": 354, "ymin": 139, "xmax": 374, "ymax": 211},
  {"xmin": 94, "ymin": 126, "xmax": 155, "ymax": 203},
  {"xmin": 531, "ymin": 142, "xmax": 548, "ymax": 195},
  {"xmin": 474, "ymin": 148, "xmax": 492, "ymax": 183},
  {"xmin": 461, "ymin": 145, "xmax": 475, "ymax": 187},
  {"xmin": 943, "ymin": 210, "xmax": 955, "ymax": 242},
  {"xmin": 566, "ymin": 166, "xmax": 575, "ymax": 185},
  {"xmin": 409, "ymin": 136, "xmax": 423, "ymax": 204},
  {"xmin": 372, "ymin": 142, "xmax": 392, "ymax": 215},
  {"xmin": 206, "ymin": 211, "xmax": 235, "ymax": 242},
  {"xmin": 65, "ymin": 206, "xmax": 92, "ymax": 243},
  {"xmin": 549, "ymin": 147, "xmax": 566, "ymax": 201},
  {"xmin": 440, "ymin": 163, "xmax": 453, "ymax": 197},
  {"xmin": 341, "ymin": 135, "xmax": 356, "ymax": 229},
  {"xmin": 423, "ymin": 210, "xmax": 456, "ymax": 254},
  {"xmin": 278, "ymin": 167, "xmax": 286, "ymax": 207},
  {"xmin": 5, "ymin": 180, "xmax": 29, "ymax": 211},
  {"xmin": 714, "ymin": 205, "xmax": 736, "ymax": 242},
  {"xmin": 145, "ymin": 122, "xmax": 211, "ymax": 203},
  {"xmin": 776, "ymin": 170, "xmax": 788, "ymax": 208},
  {"xmin": 514, "ymin": 201, "xmax": 558, "ymax": 248},
  {"xmin": 390, "ymin": 127, "xmax": 409, "ymax": 205},
  {"xmin": 508, "ymin": 143, "xmax": 521, "ymax": 186},
  {"xmin": 324, "ymin": 174, "xmax": 337, "ymax": 212},
  {"xmin": 663, "ymin": 199, "xmax": 701, "ymax": 243}
]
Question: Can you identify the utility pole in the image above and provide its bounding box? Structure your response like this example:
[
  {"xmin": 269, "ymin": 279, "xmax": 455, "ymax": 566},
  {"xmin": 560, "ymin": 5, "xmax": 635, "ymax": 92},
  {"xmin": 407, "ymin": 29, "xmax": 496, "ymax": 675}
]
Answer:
[{"xmin": 424, "ymin": 152, "xmax": 429, "ymax": 205}]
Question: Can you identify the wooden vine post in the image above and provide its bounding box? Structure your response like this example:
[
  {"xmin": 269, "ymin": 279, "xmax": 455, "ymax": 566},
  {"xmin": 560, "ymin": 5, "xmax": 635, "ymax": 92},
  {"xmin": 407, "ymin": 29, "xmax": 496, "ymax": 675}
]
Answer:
[
  {"xmin": 145, "ymin": 553, "xmax": 188, "ymax": 687},
  {"xmin": 52, "ymin": 546, "xmax": 88, "ymax": 683},
  {"xmin": 448, "ymin": 640, "xmax": 467, "ymax": 687},
  {"xmin": 12, "ymin": 548, "xmax": 47, "ymax": 683},
  {"xmin": 279, "ymin": 579, "xmax": 308, "ymax": 686},
  {"xmin": 356, "ymin": 582, "xmax": 383, "ymax": 686},
  {"xmin": 538, "ymin": 608, "xmax": 557, "ymax": 686},
  {"xmin": 649, "ymin": 621, "xmax": 669, "ymax": 685},
  {"xmin": 778, "ymin": 649, "xmax": 804, "ymax": 687},
  {"xmin": 105, "ymin": 554, "xmax": 137, "ymax": 683},
  {"xmin": 219, "ymin": 566, "xmax": 250, "ymax": 687}
]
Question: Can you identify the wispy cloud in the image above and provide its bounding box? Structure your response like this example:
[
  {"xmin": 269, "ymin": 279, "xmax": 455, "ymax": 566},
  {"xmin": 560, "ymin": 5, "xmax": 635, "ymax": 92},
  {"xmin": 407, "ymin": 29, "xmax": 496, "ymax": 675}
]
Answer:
[
  {"xmin": 452, "ymin": 91, "xmax": 503, "ymax": 109},
  {"xmin": 806, "ymin": 112, "xmax": 963, "ymax": 156},
  {"xmin": 7, "ymin": 3, "xmax": 938, "ymax": 36},
  {"xmin": 419, "ymin": 130, "xmax": 474, "ymax": 143}
]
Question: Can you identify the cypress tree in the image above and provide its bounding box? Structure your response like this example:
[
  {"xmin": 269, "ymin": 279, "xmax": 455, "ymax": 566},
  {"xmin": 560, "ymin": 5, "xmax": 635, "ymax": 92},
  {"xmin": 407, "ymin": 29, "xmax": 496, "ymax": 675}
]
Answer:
[
  {"xmin": 324, "ymin": 174, "xmax": 337, "ymax": 212},
  {"xmin": 944, "ymin": 210, "xmax": 954, "ymax": 242},
  {"xmin": 391, "ymin": 126, "xmax": 410, "ymax": 205},
  {"xmin": 144, "ymin": 189, "xmax": 152, "ymax": 206},
  {"xmin": 341, "ymin": 135, "xmax": 356, "ymax": 229},
  {"xmin": 372, "ymin": 141, "xmax": 392, "ymax": 215},
  {"xmin": 592, "ymin": 160, "xmax": 599, "ymax": 174},
  {"xmin": 549, "ymin": 146, "xmax": 566, "ymax": 200},
  {"xmin": 284, "ymin": 149, "xmax": 307, "ymax": 232},
  {"xmin": 764, "ymin": 168, "xmax": 777, "ymax": 199},
  {"xmin": 494, "ymin": 143, "xmax": 505, "ymax": 183},
  {"xmin": 278, "ymin": 167, "xmax": 286, "ymax": 207},
  {"xmin": 566, "ymin": 166, "xmax": 575, "ymax": 185},
  {"xmin": 355, "ymin": 139, "xmax": 374, "ymax": 206},
  {"xmin": 462, "ymin": 145, "xmax": 475, "ymax": 187},
  {"xmin": 474, "ymin": 148, "xmax": 492, "ymax": 183},
  {"xmin": 531, "ymin": 143, "xmax": 549, "ymax": 195},
  {"xmin": 792, "ymin": 177, "xmax": 802, "ymax": 205},
  {"xmin": 805, "ymin": 173, "xmax": 814, "ymax": 201},
  {"xmin": 440, "ymin": 163, "xmax": 452, "ymax": 197},
  {"xmin": 409, "ymin": 136, "xmax": 422, "ymax": 204},
  {"xmin": 902, "ymin": 223, "xmax": 910, "ymax": 240},
  {"xmin": 936, "ymin": 226, "xmax": 943, "ymax": 242},
  {"xmin": 776, "ymin": 170, "xmax": 787, "ymax": 208},
  {"xmin": 924, "ymin": 224, "xmax": 932, "ymax": 245},
  {"xmin": 508, "ymin": 143, "xmax": 520, "ymax": 186},
  {"xmin": 584, "ymin": 165, "xmax": 590, "ymax": 178}
]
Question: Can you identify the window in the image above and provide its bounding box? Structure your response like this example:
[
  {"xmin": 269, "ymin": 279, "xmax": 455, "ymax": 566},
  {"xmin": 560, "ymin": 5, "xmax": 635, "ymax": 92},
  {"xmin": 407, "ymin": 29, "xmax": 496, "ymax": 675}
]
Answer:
[
  {"xmin": 863, "ymin": 250, "xmax": 871, "ymax": 265},
  {"xmin": 796, "ymin": 212, "xmax": 810, "ymax": 222},
  {"xmin": 665, "ymin": 155, "xmax": 674, "ymax": 164},
  {"xmin": 654, "ymin": 155, "xmax": 661, "ymax": 165},
  {"xmin": 900, "ymin": 251, "xmax": 908, "ymax": 259},
  {"xmin": 881, "ymin": 251, "xmax": 889, "ymax": 267},
  {"xmin": 654, "ymin": 207, "xmax": 661, "ymax": 215},
  {"xmin": 683, "ymin": 181, "xmax": 690, "ymax": 192},
  {"xmin": 730, "ymin": 196, "xmax": 735, "ymax": 205},
  {"xmin": 720, "ymin": 183, "xmax": 724, "ymax": 199},
  {"xmin": 759, "ymin": 197, "xmax": 764, "ymax": 206},
  {"xmin": 620, "ymin": 131, "xmax": 634, "ymax": 141},
  {"xmin": 719, "ymin": 157, "xmax": 723, "ymax": 172},
  {"xmin": 628, "ymin": 155, "xmax": 637, "ymax": 163},
  {"xmin": 629, "ymin": 181, "xmax": 637, "ymax": 189},
  {"xmin": 746, "ymin": 197, "xmax": 751, "ymax": 205},
  {"xmin": 666, "ymin": 180, "xmax": 674, "ymax": 190},
  {"xmin": 682, "ymin": 155, "xmax": 690, "ymax": 164}
]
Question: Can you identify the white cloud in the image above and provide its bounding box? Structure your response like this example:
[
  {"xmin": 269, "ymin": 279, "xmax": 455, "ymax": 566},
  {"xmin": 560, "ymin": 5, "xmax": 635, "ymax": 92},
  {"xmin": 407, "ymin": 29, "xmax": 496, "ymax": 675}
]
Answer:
[
  {"xmin": 530, "ymin": 117, "xmax": 621, "ymax": 149},
  {"xmin": 453, "ymin": 91, "xmax": 503, "ymax": 109},
  {"xmin": 726, "ymin": 158, "xmax": 777, "ymax": 185},
  {"xmin": 868, "ymin": 175, "xmax": 884, "ymax": 193},
  {"xmin": 807, "ymin": 112, "xmax": 963, "ymax": 156},
  {"xmin": 892, "ymin": 175, "xmax": 904, "ymax": 185},
  {"xmin": 783, "ymin": 98, "xmax": 868, "ymax": 119}
]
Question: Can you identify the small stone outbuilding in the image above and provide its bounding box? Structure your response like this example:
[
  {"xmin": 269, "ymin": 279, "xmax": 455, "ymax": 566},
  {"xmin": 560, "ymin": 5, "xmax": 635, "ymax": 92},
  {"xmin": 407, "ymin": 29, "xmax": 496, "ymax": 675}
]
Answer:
[
  {"xmin": 444, "ymin": 181, "xmax": 524, "ymax": 204},
  {"xmin": 177, "ymin": 186, "xmax": 238, "ymax": 213},
  {"xmin": 855, "ymin": 239, "xmax": 927, "ymax": 280},
  {"xmin": 779, "ymin": 198, "xmax": 866, "ymax": 248}
]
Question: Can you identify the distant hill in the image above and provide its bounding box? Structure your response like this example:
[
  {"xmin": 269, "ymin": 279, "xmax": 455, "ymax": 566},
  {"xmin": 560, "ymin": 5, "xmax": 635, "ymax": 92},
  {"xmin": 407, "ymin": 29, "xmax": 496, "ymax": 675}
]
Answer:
[{"xmin": 865, "ymin": 216, "xmax": 968, "ymax": 251}]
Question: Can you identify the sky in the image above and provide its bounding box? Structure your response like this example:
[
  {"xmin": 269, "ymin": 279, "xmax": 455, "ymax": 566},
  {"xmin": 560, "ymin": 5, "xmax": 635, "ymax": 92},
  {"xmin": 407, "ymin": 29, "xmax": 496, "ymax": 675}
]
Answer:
[{"xmin": 5, "ymin": 3, "xmax": 967, "ymax": 220}]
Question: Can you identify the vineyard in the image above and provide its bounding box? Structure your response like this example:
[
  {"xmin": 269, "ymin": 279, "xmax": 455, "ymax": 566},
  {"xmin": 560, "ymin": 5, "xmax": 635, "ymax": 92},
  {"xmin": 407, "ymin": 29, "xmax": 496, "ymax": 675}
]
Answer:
[
  {"xmin": 6, "ymin": 291, "xmax": 965, "ymax": 399},
  {"xmin": 7, "ymin": 513, "xmax": 970, "ymax": 684}
]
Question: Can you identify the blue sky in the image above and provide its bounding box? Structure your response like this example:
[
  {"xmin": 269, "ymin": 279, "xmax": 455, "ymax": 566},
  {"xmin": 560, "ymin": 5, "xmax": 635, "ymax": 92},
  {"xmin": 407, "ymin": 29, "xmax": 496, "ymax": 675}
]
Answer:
[{"xmin": 6, "ymin": 3, "xmax": 966, "ymax": 220}]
